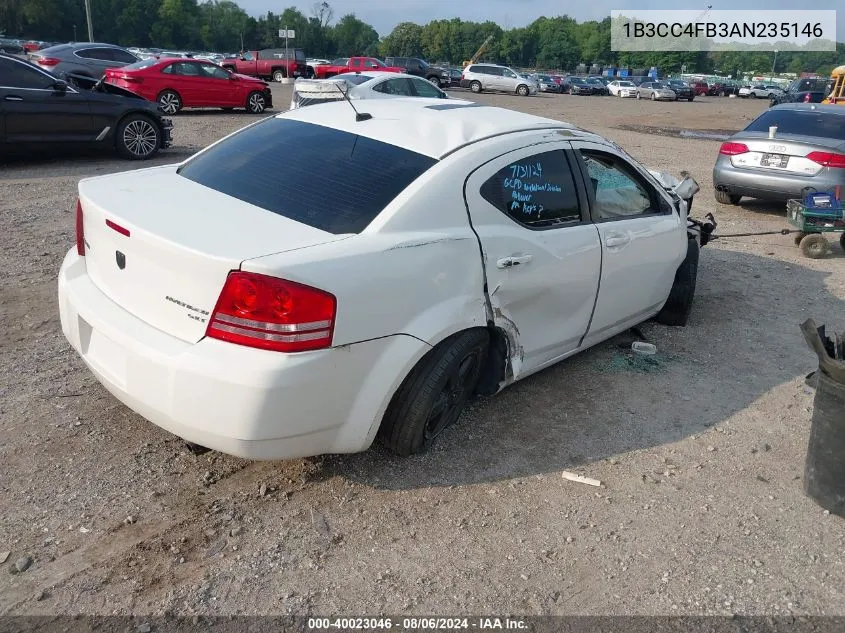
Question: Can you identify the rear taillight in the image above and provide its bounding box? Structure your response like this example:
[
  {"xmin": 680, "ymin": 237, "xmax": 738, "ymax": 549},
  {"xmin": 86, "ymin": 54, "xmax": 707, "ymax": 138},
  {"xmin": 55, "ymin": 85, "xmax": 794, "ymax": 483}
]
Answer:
[
  {"xmin": 719, "ymin": 142, "xmax": 749, "ymax": 156},
  {"xmin": 806, "ymin": 151, "xmax": 845, "ymax": 168},
  {"xmin": 206, "ymin": 271, "xmax": 336, "ymax": 353},
  {"xmin": 75, "ymin": 199, "xmax": 85, "ymax": 256},
  {"xmin": 36, "ymin": 57, "xmax": 60, "ymax": 67},
  {"xmin": 460, "ymin": 74, "xmax": 465, "ymax": 81}
]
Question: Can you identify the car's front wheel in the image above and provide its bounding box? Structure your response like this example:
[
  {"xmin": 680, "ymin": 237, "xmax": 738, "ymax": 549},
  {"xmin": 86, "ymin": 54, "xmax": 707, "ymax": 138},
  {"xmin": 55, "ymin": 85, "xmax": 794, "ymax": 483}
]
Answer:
[
  {"xmin": 636, "ymin": 92, "xmax": 641, "ymax": 99},
  {"xmin": 115, "ymin": 114, "xmax": 161, "ymax": 160},
  {"xmin": 378, "ymin": 329, "xmax": 489, "ymax": 456},
  {"xmin": 655, "ymin": 237, "xmax": 699, "ymax": 326},
  {"xmin": 157, "ymin": 90, "xmax": 182, "ymax": 115},
  {"xmin": 246, "ymin": 91, "xmax": 267, "ymax": 114},
  {"xmin": 516, "ymin": 84, "xmax": 529, "ymax": 96},
  {"xmin": 651, "ymin": 92, "xmax": 657, "ymax": 100},
  {"xmin": 426, "ymin": 75, "xmax": 440, "ymax": 87}
]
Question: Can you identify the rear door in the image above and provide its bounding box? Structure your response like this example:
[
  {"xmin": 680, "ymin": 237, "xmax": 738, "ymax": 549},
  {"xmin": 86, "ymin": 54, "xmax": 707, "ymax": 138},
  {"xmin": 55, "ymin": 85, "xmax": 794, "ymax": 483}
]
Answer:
[
  {"xmin": 464, "ymin": 143, "xmax": 602, "ymax": 377},
  {"xmin": 0, "ymin": 57, "xmax": 94, "ymax": 143},
  {"xmin": 570, "ymin": 141, "xmax": 686, "ymax": 347},
  {"xmin": 162, "ymin": 61, "xmax": 203, "ymax": 105}
]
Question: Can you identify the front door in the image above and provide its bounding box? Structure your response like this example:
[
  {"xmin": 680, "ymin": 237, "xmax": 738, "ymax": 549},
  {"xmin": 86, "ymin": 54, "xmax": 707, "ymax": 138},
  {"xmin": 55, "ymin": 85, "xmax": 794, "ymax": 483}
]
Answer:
[
  {"xmin": 197, "ymin": 62, "xmax": 239, "ymax": 106},
  {"xmin": 0, "ymin": 57, "xmax": 93, "ymax": 143},
  {"xmin": 464, "ymin": 143, "xmax": 602, "ymax": 378},
  {"xmin": 570, "ymin": 141, "xmax": 686, "ymax": 348}
]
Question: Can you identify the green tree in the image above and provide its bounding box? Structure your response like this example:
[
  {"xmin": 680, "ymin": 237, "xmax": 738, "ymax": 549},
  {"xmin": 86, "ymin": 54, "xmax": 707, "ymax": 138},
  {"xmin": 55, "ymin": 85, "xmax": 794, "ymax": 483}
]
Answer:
[
  {"xmin": 380, "ymin": 21, "xmax": 423, "ymax": 57},
  {"xmin": 329, "ymin": 13, "xmax": 378, "ymax": 56}
]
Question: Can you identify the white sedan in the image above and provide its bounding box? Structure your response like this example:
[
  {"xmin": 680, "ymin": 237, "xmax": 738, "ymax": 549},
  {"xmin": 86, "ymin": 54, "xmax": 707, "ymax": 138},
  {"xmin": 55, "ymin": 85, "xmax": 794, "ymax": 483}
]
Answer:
[
  {"xmin": 58, "ymin": 98, "xmax": 705, "ymax": 461},
  {"xmin": 290, "ymin": 71, "xmax": 464, "ymax": 109},
  {"xmin": 607, "ymin": 80, "xmax": 638, "ymax": 98}
]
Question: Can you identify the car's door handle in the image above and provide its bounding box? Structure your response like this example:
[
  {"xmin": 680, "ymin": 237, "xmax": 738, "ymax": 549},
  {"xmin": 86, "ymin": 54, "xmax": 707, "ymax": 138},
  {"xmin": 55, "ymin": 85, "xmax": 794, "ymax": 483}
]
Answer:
[
  {"xmin": 605, "ymin": 233, "xmax": 631, "ymax": 248},
  {"xmin": 4, "ymin": 95, "xmax": 24, "ymax": 101},
  {"xmin": 496, "ymin": 254, "xmax": 533, "ymax": 269}
]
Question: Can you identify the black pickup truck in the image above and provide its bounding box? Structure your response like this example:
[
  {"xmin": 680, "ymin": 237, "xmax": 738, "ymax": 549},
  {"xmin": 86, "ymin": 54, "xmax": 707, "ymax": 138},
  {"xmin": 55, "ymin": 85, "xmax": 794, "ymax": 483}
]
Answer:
[
  {"xmin": 384, "ymin": 57, "xmax": 450, "ymax": 88},
  {"xmin": 769, "ymin": 77, "xmax": 833, "ymax": 107}
]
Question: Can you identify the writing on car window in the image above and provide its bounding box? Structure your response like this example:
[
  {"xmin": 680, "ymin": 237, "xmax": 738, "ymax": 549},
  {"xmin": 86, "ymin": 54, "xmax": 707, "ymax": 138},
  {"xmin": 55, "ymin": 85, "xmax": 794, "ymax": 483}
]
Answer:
[{"xmin": 480, "ymin": 150, "xmax": 581, "ymax": 228}]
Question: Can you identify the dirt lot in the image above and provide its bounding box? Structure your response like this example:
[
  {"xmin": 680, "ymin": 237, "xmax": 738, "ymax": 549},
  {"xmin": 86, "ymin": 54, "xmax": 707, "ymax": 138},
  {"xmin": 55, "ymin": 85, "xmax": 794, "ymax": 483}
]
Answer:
[{"xmin": 1, "ymin": 85, "xmax": 844, "ymax": 618}]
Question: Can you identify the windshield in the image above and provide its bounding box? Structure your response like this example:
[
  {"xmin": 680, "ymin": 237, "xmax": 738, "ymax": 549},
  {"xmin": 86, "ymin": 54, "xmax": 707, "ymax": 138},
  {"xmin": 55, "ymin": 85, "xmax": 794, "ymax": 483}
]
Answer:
[
  {"xmin": 176, "ymin": 118, "xmax": 438, "ymax": 234},
  {"xmin": 745, "ymin": 110, "xmax": 845, "ymax": 141},
  {"xmin": 538, "ymin": 75, "xmax": 552, "ymax": 81},
  {"xmin": 618, "ymin": 81, "xmax": 634, "ymax": 87},
  {"xmin": 335, "ymin": 73, "xmax": 373, "ymax": 85}
]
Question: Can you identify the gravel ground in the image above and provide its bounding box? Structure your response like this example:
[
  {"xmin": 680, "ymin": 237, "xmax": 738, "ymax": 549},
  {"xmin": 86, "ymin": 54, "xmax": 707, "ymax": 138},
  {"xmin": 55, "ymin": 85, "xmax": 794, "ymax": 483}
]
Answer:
[{"xmin": 1, "ymin": 85, "xmax": 844, "ymax": 617}]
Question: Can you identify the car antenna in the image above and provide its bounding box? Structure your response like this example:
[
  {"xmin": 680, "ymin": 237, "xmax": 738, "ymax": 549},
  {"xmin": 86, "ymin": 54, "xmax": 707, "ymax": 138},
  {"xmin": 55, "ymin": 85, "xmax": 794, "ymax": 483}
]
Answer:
[{"xmin": 334, "ymin": 80, "xmax": 372, "ymax": 122}]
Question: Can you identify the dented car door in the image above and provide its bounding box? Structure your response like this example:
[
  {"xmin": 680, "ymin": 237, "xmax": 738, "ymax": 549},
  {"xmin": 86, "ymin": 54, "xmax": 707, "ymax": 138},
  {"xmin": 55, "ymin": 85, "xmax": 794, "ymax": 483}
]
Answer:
[{"xmin": 464, "ymin": 143, "xmax": 602, "ymax": 378}]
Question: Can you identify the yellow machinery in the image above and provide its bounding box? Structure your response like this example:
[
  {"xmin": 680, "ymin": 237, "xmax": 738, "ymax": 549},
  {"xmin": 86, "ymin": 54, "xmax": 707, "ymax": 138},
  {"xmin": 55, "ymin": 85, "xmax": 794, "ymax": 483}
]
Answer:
[
  {"xmin": 462, "ymin": 35, "xmax": 494, "ymax": 67},
  {"xmin": 822, "ymin": 65, "xmax": 845, "ymax": 105}
]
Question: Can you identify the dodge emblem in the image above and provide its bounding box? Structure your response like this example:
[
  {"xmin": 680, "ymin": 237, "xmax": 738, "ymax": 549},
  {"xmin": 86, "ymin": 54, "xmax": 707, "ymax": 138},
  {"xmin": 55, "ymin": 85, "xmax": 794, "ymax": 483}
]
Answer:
[{"xmin": 115, "ymin": 251, "xmax": 126, "ymax": 269}]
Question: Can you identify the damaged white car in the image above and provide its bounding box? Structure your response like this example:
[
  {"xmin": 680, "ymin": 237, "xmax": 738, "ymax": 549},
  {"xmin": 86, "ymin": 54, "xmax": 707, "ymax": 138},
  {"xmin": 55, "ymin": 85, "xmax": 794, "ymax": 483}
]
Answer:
[{"xmin": 58, "ymin": 98, "xmax": 711, "ymax": 461}]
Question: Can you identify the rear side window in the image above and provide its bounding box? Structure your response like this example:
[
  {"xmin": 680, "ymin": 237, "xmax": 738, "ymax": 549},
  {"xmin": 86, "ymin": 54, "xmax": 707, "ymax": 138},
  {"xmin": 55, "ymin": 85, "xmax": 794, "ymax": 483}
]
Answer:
[
  {"xmin": 76, "ymin": 47, "xmax": 113, "ymax": 60},
  {"xmin": 480, "ymin": 150, "xmax": 582, "ymax": 228},
  {"xmin": 112, "ymin": 49, "xmax": 138, "ymax": 63},
  {"xmin": 177, "ymin": 118, "xmax": 438, "ymax": 234},
  {"xmin": 745, "ymin": 110, "xmax": 845, "ymax": 141}
]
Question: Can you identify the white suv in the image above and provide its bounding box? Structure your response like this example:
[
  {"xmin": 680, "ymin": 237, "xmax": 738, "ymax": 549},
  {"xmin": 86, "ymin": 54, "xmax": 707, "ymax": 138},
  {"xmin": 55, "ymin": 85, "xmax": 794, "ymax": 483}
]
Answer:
[{"xmin": 461, "ymin": 63, "xmax": 538, "ymax": 96}]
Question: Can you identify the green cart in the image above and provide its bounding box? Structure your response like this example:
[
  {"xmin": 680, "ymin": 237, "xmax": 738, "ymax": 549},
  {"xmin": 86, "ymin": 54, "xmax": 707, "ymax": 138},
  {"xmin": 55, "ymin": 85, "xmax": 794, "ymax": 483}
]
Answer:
[{"xmin": 787, "ymin": 198, "xmax": 845, "ymax": 259}]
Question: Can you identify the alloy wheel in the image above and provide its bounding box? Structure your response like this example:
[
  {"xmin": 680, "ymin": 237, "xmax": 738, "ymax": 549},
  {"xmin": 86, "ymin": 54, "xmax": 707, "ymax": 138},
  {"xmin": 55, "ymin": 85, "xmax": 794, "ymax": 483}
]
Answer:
[
  {"xmin": 158, "ymin": 92, "xmax": 180, "ymax": 114},
  {"xmin": 423, "ymin": 349, "xmax": 482, "ymax": 441},
  {"xmin": 122, "ymin": 119, "xmax": 158, "ymax": 158},
  {"xmin": 248, "ymin": 93, "xmax": 266, "ymax": 113}
]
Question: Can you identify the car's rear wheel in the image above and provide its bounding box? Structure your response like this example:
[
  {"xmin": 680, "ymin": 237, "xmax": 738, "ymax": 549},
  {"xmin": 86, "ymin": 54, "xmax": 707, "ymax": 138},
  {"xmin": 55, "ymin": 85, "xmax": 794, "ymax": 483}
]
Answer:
[
  {"xmin": 714, "ymin": 189, "xmax": 741, "ymax": 205},
  {"xmin": 246, "ymin": 91, "xmax": 267, "ymax": 114},
  {"xmin": 426, "ymin": 75, "xmax": 440, "ymax": 87},
  {"xmin": 794, "ymin": 231, "xmax": 808, "ymax": 245},
  {"xmin": 517, "ymin": 84, "xmax": 529, "ymax": 96},
  {"xmin": 655, "ymin": 237, "xmax": 699, "ymax": 326},
  {"xmin": 115, "ymin": 114, "xmax": 160, "ymax": 160},
  {"xmin": 378, "ymin": 329, "xmax": 489, "ymax": 456},
  {"xmin": 272, "ymin": 69, "xmax": 285, "ymax": 82},
  {"xmin": 470, "ymin": 81, "xmax": 482, "ymax": 93},
  {"xmin": 800, "ymin": 234, "xmax": 829, "ymax": 259},
  {"xmin": 157, "ymin": 90, "xmax": 181, "ymax": 115}
]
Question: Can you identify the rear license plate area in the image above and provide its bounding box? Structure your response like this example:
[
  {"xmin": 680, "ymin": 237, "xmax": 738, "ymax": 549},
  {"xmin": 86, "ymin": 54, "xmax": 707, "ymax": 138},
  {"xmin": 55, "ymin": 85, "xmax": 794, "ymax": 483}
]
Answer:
[
  {"xmin": 761, "ymin": 153, "xmax": 789, "ymax": 168},
  {"xmin": 85, "ymin": 325, "xmax": 128, "ymax": 387}
]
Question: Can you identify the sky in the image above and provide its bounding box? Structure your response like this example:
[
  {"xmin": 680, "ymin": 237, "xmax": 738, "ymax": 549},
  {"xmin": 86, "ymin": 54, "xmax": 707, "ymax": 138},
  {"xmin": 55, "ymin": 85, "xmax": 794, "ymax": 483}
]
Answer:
[{"xmin": 236, "ymin": 0, "xmax": 844, "ymax": 41}]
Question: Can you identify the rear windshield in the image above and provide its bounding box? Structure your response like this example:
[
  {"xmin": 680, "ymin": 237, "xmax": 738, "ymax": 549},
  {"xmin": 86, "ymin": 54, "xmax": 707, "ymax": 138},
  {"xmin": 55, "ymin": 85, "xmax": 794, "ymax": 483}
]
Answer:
[
  {"xmin": 122, "ymin": 58, "xmax": 159, "ymax": 71},
  {"xmin": 745, "ymin": 110, "xmax": 845, "ymax": 141},
  {"xmin": 177, "ymin": 118, "xmax": 438, "ymax": 234},
  {"xmin": 336, "ymin": 73, "xmax": 373, "ymax": 85}
]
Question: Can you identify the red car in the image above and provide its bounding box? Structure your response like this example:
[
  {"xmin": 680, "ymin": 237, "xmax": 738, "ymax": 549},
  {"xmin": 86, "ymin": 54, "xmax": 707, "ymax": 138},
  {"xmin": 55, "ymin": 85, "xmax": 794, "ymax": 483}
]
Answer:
[{"xmin": 103, "ymin": 57, "xmax": 273, "ymax": 115}]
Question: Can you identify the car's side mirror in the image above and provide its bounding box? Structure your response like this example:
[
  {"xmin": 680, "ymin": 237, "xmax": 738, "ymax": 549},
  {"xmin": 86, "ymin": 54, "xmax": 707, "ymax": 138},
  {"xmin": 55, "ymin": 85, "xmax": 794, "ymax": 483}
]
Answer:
[{"xmin": 52, "ymin": 79, "xmax": 68, "ymax": 95}]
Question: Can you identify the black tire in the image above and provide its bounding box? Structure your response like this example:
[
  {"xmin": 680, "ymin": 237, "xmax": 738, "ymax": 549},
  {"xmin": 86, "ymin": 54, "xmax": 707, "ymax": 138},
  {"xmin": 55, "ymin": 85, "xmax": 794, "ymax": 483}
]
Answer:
[
  {"xmin": 794, "ymin": 231, "xmax": 808, "ymax": 246},
  {"xmin": 378, "ymin": 329, "xmax": 490, "ymax": 456},
  {"xmin": 245, "ymin": 91, "xmax": 267, "ymax": 114},
  {"xmin": 688, "ymin": 96, "xmax": 694, "ymax": 101},
  {"xmin": 516, "ymin": 84, "xmax": 529, "ymax": 96},
  {"xmin": 655, "ymin": 238, "xmax": 699, "ymax": 326},
  {"xmin": 470, "ymin": 81, "xmax": 482, "ymax": 93},
  {"xmin": 115, "ymin": 114, "xmax": 161, "ymax": 160},
  {"xmin": 426, "ymin": 75, "xmax": 440, "ymax": 87},
  {"xmin": 714, "ymin": 189, "xmax": 741, "ymax": 205},
  {"xmin": 272, "ymin": 69, "xmax": 285, "ymax": 82},
  {"xmin": 800, "ymin": 234, "xmax": 829, "ymax": 259},
  {"xmin": 840, "ymin": 232, "xmax": 845, "ymax": 251},
  {"xmin": 157, "ymin": 90, "xmax": 181, "ymax": 115},
  {"xmin": 651, "ymin": 92, "xmax": 656, "ymax": 101}
]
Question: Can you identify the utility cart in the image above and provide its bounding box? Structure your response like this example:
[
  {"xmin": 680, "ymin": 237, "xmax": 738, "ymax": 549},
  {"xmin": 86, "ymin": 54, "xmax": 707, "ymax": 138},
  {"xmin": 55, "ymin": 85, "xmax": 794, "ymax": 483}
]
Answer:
[{"xmin": 787, "ymin": 194, "xmax": 845, "ymax": 259}]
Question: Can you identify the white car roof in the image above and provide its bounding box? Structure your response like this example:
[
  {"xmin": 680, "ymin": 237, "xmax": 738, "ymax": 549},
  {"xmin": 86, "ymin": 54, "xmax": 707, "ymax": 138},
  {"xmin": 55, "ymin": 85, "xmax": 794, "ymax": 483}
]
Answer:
[{"xmin": 280, "ymin": 98, "xmax": 581, "ymax": 159}]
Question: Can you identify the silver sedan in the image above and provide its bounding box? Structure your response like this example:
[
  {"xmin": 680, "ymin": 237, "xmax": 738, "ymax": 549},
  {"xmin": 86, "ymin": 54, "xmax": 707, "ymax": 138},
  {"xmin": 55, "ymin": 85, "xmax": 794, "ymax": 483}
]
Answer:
[{"xmin": 636, "ymin": 81, "xmax": 677, "ymax": 101}]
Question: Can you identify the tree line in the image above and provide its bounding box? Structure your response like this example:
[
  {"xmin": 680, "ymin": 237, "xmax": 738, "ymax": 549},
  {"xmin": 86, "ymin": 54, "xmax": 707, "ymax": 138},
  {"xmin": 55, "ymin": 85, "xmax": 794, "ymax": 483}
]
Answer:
[{"xmin": 2, "ymin": 0, "xmax": 843, "ymax": 76}]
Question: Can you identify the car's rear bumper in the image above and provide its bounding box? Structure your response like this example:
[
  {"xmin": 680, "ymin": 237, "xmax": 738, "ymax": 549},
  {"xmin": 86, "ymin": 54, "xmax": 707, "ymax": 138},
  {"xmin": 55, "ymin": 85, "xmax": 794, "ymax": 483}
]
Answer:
[
  {"xmin": 713, "ymin": 157, "xmax": 845, "ymax": 201},
  {"xmin": 58, "ymin": 249, "xmax": 429, "ymax": 460}
]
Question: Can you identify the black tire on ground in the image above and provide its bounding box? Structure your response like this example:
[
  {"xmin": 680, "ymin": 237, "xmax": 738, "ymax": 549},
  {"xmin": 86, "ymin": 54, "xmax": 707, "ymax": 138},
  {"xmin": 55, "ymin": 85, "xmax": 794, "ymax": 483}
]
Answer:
[
  {"xmin": 655, "ymin": 237, "xmax": 699, "ymax": 327},
  {"xmin": 378, "ymin": 329, "xmax": 490, "ymax": 456},
  {"xmin": 714, "ymin": 189, "xmax": 741, "ymax": 205},
  {"xmin": 470, "ymin": 81, "xmax": 482, "ymax": 93},
  {"xmin": 245, "ymin": 91, "xmax": 267, "ymax": 114},
  {"xmin": 272, "ymin": 69, "xmax": 286, "ymax": 82},
  {"xmin": 800, "ymin": 234, "xmax": 829, "ymax": 259},
  {"xmin": 688, "ymin": 96, "xmax": 694, "ymax": 101},
  {"xmin": 517, "ymin": 84, "xmax": 529, "ymax": 96},
  {"xmin": 651, "ymin": 92, "xmax": 656, "ymax": 100},
  {"xmin": 794, "ymin": 231, "xmax": 808, "ymax": 246},
  {"xmin": 115, "ymin": 114, "xmax": 161, "ymax": 160},
  {"xmin": 157, "ymin": 89, "xmax": 181, "ymax": 115},
  {"xmin": 840, "ymin": 232, "xmax": 845, "ymax": 251},
  {"xmin": 636, "ymin": 92, "xmax": 641, "ymax": 99}
]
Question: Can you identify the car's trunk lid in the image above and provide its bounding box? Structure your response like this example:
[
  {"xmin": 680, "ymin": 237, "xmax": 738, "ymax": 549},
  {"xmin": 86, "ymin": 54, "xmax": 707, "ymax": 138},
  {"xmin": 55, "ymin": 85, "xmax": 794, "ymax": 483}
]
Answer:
[
  {"xmin": 79, "ymin": 165, "xmax": 348, "ymax": 343},
  {"xmin": 728, "ymin": 133, "xmax": 845, "ymax": 176}
]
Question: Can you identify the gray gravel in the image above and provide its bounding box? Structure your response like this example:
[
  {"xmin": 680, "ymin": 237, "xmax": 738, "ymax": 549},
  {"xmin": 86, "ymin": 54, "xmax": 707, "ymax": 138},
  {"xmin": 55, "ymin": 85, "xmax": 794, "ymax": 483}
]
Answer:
[{"xmin": 0, "ymin": 84, "xmax": 843, "ymax": 616}]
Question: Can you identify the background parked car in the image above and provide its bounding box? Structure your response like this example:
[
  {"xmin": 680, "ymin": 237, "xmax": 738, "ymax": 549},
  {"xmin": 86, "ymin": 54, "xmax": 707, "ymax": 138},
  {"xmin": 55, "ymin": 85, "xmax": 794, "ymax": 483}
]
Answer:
[
  {"xmin": 567, "ymin": 77, "xmax": 593, "ymax": 95},
  {"xmin": 740, "ymin": 84, "xmax": 783, "ymax": 99},
  {"xmin": 290, "ymin": 72, "xmax": 458, "ymax": 109},
  {"xmin": 636, "ymin": 81, "xmax": 676, "ymax": 101},
  {"xmin": 607, "ymin": 80, "xmax": 637, "ymax": 97},
  {"xmin": 0, "ymin": 52, "xmax": 171, "ymax": 160},
  {"xmin": 585, "ymin": 77, "xmax": 609, "ymax": 95},
  {"xmin": 103, "ymin": 57, "xmax": 272, "ymax": 115},
  {"xmin": 461, "ymin": 63, "xmax": 537, "ymax": 96},
  {"xmin": 667, "ymin": 79, "xmax": 694, "ymax": 101},
  {"xmin": 29, "ymin": 42, "xmax": 138, "ymax": 84},
  {"xmin": 689, "ymin": 81, "xmax": 709, "ymax": 96},
  {"xmin": 708, "ymin": 81, "xmax": 736, "ymax": 96},
  {"xmin": 770, "ymin": 78, "xmax": 834, "ymax": 106},
  {"xmin": 0, "ymin": 38, "xmax": 25, "ymax": 55},
  {"xmin": 384, "ymin": 57, "xmax": 450, "ymax": 87},
  {"xmin": 712, "ymin": 104, "xmax": 845, "ymax": 205},
  {"xmin": 536, "ymin": 73, "xmax": 562, "ymax": 93}
]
